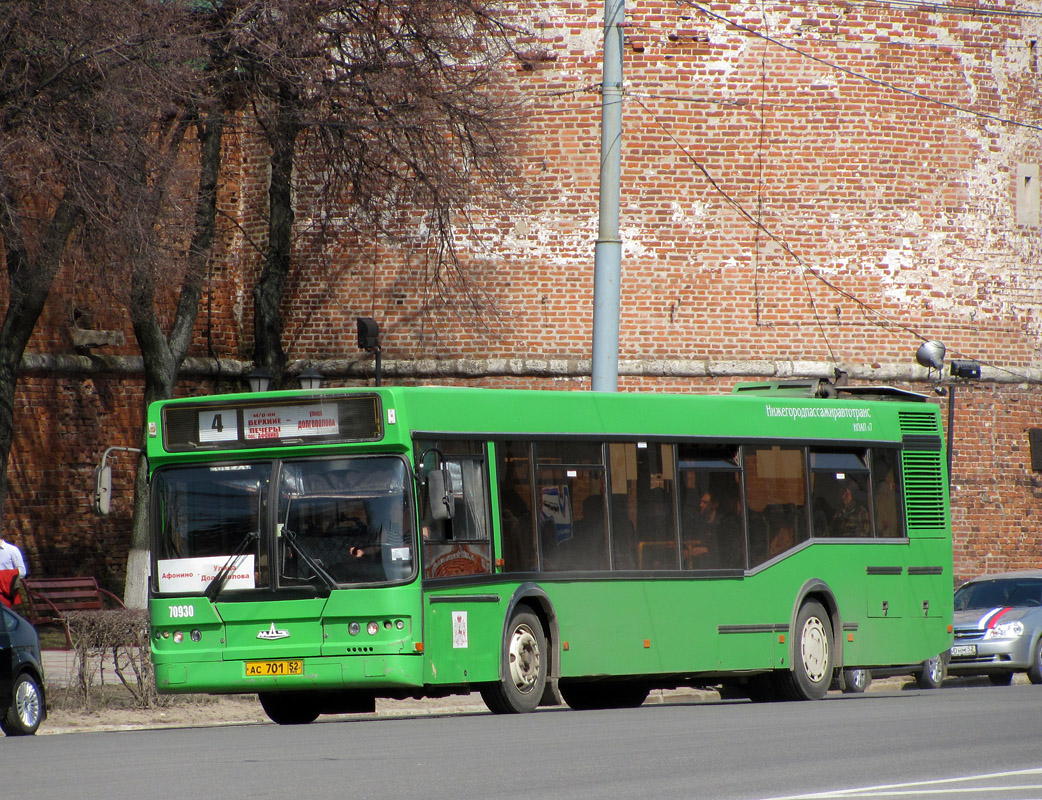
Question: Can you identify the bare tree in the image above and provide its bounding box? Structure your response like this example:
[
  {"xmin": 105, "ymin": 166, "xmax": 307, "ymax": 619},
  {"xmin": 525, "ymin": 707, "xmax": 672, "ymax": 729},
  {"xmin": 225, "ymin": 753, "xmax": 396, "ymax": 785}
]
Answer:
[
  {"xmin": 0, "ymin": 0, "xmax": 205, "ymax": 537},
  {"xmin": 121, "ymin": 5, "xmax": 248, "ymax": 606},
  {"xmin": 217, "ymin": 0, "xmax": 524, "ymax": 385},
  {"xmin": 0, "ymin": 1, "xmax": 524, "ymax": 603},
  {"xmin": 122, "ymin": 0, "xmax": 525, "ymax": 601}
]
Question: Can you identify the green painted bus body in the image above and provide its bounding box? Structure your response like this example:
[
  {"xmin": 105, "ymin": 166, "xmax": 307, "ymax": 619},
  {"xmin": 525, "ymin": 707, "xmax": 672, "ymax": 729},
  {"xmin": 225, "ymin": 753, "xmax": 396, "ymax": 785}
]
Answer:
[{"xmin": 147, "ymin": 386, "xmax": 953, "ymax": 698}]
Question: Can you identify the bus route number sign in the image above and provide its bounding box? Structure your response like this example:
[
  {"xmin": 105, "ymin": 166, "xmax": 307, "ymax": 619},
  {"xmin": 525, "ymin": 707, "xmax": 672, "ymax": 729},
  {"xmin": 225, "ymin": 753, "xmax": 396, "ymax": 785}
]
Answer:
[{"xmin": 245, "ymin": 659, "xmax": 303, "ymax": 677}]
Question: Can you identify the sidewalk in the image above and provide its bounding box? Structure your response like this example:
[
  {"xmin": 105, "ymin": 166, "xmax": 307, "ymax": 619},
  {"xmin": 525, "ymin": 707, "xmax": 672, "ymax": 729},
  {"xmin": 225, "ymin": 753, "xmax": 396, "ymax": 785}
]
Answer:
[{"xmin": 42, "ymin": 648, "xmax": 136, "ymax": 687}]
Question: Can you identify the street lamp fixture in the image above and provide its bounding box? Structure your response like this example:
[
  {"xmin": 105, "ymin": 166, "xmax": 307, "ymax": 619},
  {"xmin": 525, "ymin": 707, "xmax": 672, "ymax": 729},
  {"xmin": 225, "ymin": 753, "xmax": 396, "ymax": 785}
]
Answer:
[
  {"xmin": 298, "ymin": 366, "xmax": 323, "ymax": 391},
  {"xmin": 247, "ymin": 366, "xmax": 271, "ymax": 393}
]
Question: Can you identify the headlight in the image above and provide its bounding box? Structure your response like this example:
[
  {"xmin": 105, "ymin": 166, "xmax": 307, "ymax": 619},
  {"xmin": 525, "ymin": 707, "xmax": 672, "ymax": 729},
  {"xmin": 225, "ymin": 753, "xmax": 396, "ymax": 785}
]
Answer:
[{"xmin": 985, "ymin": 620, "xmax": 1025, "ymax": 639}]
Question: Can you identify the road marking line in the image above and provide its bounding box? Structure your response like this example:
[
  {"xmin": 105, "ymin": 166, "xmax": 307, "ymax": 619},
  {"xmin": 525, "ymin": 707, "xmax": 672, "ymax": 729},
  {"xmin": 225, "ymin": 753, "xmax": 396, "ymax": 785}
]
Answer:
[{"xmin": 758, "ymin": 767, "xmax": 1042, "ymax": 799}]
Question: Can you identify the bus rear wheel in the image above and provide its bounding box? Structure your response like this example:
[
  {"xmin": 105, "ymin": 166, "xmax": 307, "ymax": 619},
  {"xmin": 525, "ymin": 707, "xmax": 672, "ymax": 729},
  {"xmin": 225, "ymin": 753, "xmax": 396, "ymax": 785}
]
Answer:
[
  {"xmin": 480, "ymin": 609, "xmax": 546, "ymax": 714},
  {"xmin": 915, "ymin": 654, "xmax": 945, "ymax": 689},
  {"xmin": 842, "ymin": 667, "xmax": 872, "ymax": 694},
  {"xmin": 258, "ymin": 691, "xmax": 321, "ymax": 725},
  {"xmin": 777, "ymin": 600, "xmax": 834, "ymax": 701}
]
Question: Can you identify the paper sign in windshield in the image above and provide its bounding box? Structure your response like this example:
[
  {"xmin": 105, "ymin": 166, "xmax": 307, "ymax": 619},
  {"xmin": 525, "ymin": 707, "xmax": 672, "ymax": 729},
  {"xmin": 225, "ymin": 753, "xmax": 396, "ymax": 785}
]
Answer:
[
  {"xmin": 157, "ymin": 555, "xmax": 256, "ymax": 593},
  {"xmin": 244, "ymin": 404, "xmax": 340, "ymax": 440}
]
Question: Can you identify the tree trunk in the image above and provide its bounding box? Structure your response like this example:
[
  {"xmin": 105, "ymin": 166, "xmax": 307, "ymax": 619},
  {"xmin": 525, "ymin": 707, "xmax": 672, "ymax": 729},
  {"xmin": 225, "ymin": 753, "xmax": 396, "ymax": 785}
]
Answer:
[
  {"xmin": 123, "ymin": 118, "xmax": 223, "ymax": 608},
  {"xmin": 252, "ymin": 96, "xmax": 299, "ymax": 388},
  {"xmin": 0, "ymin": 195, "xmax": 80, "ymax": 521}
]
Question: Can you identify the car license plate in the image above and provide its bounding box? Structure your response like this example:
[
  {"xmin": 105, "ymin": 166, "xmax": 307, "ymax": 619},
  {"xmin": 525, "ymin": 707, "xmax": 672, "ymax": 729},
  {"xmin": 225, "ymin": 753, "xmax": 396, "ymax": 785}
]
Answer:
[
  {"xmin": 245, "ymin": 659, "xmax": 303, "ymax": 676},
  {"xmin": 950, "ymin": 644, "xmax": 976, "ymax": 657}
]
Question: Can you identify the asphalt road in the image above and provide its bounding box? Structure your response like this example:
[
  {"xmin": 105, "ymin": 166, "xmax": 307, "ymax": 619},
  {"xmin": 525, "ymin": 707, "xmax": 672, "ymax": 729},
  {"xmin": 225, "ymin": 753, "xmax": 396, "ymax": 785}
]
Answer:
[{"xmin": 2, "ymin": 682, "xmax": 1040, "ymax": 800}]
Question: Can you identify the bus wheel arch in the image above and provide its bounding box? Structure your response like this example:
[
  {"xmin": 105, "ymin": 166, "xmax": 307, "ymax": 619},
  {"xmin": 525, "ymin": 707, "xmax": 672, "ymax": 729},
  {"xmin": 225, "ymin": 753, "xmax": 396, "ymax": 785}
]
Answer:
[
  {"xmin": 504, "ymin": 584, "xmax": 559, "ymax": 675},
  {"xmin": 480, "ymin": 605, "xmax": 547, "ymax": 713},
  {"xmin": 782, "ymin": 582, "xmax": 840, "ymax": 700}
]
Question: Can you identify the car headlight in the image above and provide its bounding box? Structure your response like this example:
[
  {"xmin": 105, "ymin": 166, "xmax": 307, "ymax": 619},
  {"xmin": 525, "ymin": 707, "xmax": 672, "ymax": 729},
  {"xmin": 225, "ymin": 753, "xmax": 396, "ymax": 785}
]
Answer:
[{"xmin": 985, "ymin": 620, "xmax": 1025, "ymax": 639}]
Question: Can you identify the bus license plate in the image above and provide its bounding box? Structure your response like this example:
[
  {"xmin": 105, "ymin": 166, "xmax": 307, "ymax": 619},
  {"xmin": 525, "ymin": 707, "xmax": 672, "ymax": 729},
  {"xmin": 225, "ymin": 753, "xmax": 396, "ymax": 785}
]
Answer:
[
  {"xmin": 950, "ymin": 644, "xmax": 976, "ymax": 657},
  {"xmin": 245, "ymin": 659, "xmax": 303, "ymax": 676}
]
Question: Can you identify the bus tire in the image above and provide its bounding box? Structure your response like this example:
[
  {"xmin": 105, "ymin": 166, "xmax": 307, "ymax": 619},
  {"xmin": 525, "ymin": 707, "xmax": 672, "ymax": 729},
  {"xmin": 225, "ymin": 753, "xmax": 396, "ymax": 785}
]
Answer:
[
  {"xmin": 778, "ymin": 600, "xmax": 834, "ymax": 701},
  {"xmin": 559, "ymin": 680, "xmax": 649, "ymax": 710},
  {"xmin": 479, "ymin": 609, "xmax": 546, "ymax": 714},
  {"xmin": 258, "ymin": 691, "xmax": 321, "ymax": 725},
  {"xmin": 915, "ymin": 654, "xmax": 945, "ymax": 689},
  {"xmin": 842, "ymin": 667, "xmax": 872, "ymax": 694}
]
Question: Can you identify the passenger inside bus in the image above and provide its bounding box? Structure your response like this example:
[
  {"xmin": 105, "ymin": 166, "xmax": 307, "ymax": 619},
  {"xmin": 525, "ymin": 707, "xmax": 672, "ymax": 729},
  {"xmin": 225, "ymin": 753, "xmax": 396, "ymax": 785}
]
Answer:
[{"xmin": 831, "ymin": 479, "xmax": 870, "ymax": 538}]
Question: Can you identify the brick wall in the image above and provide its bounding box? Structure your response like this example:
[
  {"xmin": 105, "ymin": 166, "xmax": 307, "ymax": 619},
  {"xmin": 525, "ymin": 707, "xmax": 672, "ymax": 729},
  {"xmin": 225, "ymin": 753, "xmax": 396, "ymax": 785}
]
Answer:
[{"xmin": 7, "ymin": 0, "xmax": 1042, "ymax": 592}]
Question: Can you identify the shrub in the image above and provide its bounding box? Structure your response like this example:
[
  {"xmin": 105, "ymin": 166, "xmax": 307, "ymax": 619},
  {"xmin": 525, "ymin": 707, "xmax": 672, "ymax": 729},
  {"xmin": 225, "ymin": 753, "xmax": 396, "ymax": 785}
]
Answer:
[{"xmin": 61, "ymin": 609, "xmax": 160, "ymax": 710}]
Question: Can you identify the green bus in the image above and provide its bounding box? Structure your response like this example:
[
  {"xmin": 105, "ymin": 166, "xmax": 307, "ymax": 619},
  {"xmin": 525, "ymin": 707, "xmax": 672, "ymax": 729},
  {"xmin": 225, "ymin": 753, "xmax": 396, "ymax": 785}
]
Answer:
[{"xmin": 147, "ymin": 381, "xmax": 953, "ymax": 723}]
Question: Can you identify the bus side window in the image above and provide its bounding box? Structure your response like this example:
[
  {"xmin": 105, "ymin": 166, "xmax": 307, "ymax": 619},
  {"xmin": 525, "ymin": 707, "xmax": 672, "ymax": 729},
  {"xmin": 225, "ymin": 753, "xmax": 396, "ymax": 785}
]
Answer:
[
  {"xmin": 497, "ymin": 441, "xmax": 537, "ymax": 572},
  {"xmin": 535, "ymin": 442, "xmax": 608, "ymax": 572},
  {"xmin": 745, "ymin": 446, "xmax": 806, "ymax": 567},
  {"xmin": 872, "ymin": 449, "xmax": 902, "ymax": 538},
  {"xmin": 418, "ymin": 443, "xmax": 493, "ymax": 579},
  {"xmin": 809, "ymin": 450, "xmax": 871, "ymax": 539},
  {"xmin": 677, "ymin": 443, "xmax": 743, "ymax": 571},
  {"xmin": 608, "ymin": 442, "xmax": 678, "ymax": 571}
]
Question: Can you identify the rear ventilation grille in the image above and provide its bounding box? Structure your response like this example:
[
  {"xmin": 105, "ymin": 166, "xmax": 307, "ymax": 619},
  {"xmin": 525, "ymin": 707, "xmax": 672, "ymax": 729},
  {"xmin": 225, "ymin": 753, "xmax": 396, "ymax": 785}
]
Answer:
[
  {"xmin": 899, "ymin": 411, "xmax": 940, "ymax": 436},
  {"xmin": 902, "ymin": 450, "xmax": 946, "ymax": 530}
]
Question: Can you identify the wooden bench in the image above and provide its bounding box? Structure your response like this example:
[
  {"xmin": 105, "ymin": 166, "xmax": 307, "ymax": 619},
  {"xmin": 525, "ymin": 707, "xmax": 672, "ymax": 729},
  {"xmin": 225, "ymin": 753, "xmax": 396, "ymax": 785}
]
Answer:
[{"xmin": 22, "ymin": 577, "xmax": 126, "ymax": 648}]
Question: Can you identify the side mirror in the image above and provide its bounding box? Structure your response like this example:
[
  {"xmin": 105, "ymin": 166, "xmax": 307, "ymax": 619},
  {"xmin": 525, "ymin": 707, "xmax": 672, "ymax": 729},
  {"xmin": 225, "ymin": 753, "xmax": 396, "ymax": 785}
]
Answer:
[
  {"xmin": 427, "ymin": 469, "xmax": 454, "ymax": 521},
  {"xmin": 93, "ymin": 464, "xmax": 112, "ymax": 515}
]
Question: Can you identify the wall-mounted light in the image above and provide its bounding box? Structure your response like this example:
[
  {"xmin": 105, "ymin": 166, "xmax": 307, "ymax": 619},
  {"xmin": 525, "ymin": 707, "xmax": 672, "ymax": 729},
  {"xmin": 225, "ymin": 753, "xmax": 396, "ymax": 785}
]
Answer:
[
  {"xmin": 247, "ymin": 366, "xmax": 271, "ymax": 393},
  {"xmin": 356, "ymin": 317, "xmax": 382, "ymax": 387},
  {"xmin": 357, "ymin": 317, "xmax": 380, "ymax": 350},
  {"xmin": 298, "ymin": 366, "xmax": 323, "ymax": 391},
  {"xmin": 914, "ymin": 341, "xmax": 981, "ymax": 490},
  {"xmin": 950, "ymin": 359, "xmax": 981, "ymax": 380},
  {"xmin": 915, "ymin": 340, "xmax": 946, "ymax": 372}
]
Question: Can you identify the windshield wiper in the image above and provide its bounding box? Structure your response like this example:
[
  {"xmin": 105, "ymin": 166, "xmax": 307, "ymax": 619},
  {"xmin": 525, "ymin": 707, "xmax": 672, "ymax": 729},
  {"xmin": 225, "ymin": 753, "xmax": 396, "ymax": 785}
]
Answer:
[
  {"xmin": 204, "ymin": 531, "xmax": 258, "ymax": 601},
  {"xmin": 281, "ymin": 526, "xmax": 338, "ymax": 594}
]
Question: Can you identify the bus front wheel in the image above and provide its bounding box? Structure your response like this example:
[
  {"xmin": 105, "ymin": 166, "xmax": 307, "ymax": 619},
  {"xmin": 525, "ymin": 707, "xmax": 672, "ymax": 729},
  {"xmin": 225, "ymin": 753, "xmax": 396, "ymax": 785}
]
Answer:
[
  {"xmin": 778, "ymin": 600, "xmax": 834, "ymax": 701},
  {"xmin": 259, "ymin": 691, "xmax": 321, "ymax": 725},
  {"xmin": 480, "ymin": 609, "xmax": 547, "ymax": 714}
]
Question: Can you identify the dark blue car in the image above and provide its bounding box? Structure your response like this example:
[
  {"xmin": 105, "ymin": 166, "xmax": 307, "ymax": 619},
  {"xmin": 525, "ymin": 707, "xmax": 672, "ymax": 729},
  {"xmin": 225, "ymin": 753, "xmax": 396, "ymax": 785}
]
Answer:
[{"xmin": 0, "ymin": 605, "xmax": 46, "ymax": 735}]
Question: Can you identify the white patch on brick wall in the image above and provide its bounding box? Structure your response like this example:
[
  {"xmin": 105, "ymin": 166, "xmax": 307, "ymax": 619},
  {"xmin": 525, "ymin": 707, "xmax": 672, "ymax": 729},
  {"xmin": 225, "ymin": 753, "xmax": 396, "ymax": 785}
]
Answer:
[{"xmin": 671, "ymin": 200, "xmax": 709, "ymax": 227}]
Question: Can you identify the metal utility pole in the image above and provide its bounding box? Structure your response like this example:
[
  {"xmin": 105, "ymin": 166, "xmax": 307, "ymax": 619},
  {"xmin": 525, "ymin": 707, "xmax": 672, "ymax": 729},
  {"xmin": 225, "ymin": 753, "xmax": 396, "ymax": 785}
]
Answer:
[{"xmin": 591, "ymin": 0, "xmax": 625, "ymax": 392}]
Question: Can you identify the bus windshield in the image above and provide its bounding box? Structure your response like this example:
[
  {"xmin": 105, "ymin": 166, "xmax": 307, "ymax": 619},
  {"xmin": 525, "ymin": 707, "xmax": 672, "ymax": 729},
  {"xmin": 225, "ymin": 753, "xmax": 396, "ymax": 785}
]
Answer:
[{"xmin": 152, "ymin": 456, "xmax": 415, "ymax": 594}]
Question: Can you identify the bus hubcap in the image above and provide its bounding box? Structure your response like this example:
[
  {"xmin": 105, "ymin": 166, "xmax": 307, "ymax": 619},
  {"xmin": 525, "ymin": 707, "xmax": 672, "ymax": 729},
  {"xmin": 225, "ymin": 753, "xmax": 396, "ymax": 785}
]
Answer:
[
  {"xmin": 801, "ymin": 617, "xmax": 829, "ymax": 683},
  {"xmin": 508, "ymin": 624, "xmax": 540, "ymax": 694}
]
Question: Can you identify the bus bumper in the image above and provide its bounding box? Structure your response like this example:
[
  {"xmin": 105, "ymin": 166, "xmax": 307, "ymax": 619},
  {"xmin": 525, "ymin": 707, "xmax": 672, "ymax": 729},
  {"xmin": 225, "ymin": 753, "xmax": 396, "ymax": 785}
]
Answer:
[{"xmin": 155, "ymin": 653, "xmax": 425, "ymax": 695}]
